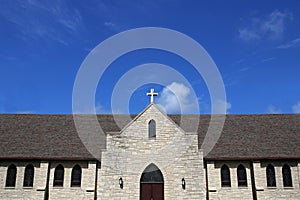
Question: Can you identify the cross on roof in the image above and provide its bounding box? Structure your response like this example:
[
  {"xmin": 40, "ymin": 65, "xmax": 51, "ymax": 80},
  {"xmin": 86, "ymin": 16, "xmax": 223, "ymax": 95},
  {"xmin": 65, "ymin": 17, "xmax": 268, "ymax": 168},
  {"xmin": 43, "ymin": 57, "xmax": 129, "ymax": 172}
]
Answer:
[{"xmin": 147, "ymin": 89, "xmax": 158, "ymax": 104}]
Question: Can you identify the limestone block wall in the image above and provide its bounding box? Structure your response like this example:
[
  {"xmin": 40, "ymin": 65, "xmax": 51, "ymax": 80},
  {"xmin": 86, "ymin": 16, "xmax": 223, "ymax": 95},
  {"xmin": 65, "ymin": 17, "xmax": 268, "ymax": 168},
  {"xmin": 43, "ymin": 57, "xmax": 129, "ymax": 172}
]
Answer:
[
  {"xmin": 206, "ymin": 161, "xmax": 253, "ymax": 200},
  {"xmin": 0, "ymin": 161, "xmax": 48, "ymax": 199},
  {"xmin": 254, "ymin": 161, "xmax": 300, "ymax": 200},
  {"xmin": 97, "ymin": 104, "xmax": 206, "ymax": 200},
  {"xmin": 48, "ymin": 160, "xmax": 96, "ymax": 200}
]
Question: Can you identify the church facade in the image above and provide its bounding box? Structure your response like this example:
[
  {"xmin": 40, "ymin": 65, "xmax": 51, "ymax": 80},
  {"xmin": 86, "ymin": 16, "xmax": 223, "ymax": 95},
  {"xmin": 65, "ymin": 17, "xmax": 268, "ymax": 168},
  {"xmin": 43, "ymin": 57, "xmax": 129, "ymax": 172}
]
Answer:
[{"xmin": 0, "ymin": 102, "xmax": 300, "ymax": 199}]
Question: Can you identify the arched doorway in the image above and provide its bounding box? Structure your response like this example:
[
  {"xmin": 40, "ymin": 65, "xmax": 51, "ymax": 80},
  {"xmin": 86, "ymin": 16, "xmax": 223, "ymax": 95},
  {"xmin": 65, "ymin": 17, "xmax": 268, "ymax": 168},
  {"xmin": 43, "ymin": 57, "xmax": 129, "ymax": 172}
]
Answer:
[{"xmin": 140, "ymin": 163, "xmax": 164, "ymax": 200}]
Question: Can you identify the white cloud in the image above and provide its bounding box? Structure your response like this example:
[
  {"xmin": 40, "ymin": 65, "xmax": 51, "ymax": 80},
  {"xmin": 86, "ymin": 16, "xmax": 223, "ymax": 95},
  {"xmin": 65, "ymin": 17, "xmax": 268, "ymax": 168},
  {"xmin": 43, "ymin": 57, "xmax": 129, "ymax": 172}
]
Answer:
[
  {"xmin": 95, "ymin": 103, "xmax": 107, "ymax": 114},
  {"xmin": 261, "ymin": 57, "xmax": 276, "ymax": 63},
  {"xmin": 292, "ymin": 102, "xmax": 300, "ymax": 113},
  {"xmin": 267, "ymin": 105, "xmax": 282, "ymax": 114},
  {"xmin": 239, "ymin": 28, "xmax": 261, "ymax": 41},
  {"xmin": 212, "ymin": 100, "xmax": 231, "ymax": 114},
  {"xmin": 157, "ymin": 82, "xmax": 198, "ymax": 114},
  {"xmin": 0, "ymin": 0, "xmax": 83, "ymax": 44},
  {"xmin": 239, "ymin": 67, "xmax": 250, "ymax": 72},
  {"xmin": 16, "ymin": 110, "xmax": 35, "ymax": 114},
  {"xmin": 262, "ymin": 10, "xmax": 292, "ymax": 39},
  {"xmin": 103, "ymin": 21, "xmax": 122, "ymax": 32},
  {"xmin": 239, "ymin": 10, "xmax": 293, "ymax": 41},
  {"xmin": 277, "ymin": 38, "xmax": 300, "ymax": 49},
  {"xmin": 104, "ymin": 22, "xmax": 115, "ymax": 27}
]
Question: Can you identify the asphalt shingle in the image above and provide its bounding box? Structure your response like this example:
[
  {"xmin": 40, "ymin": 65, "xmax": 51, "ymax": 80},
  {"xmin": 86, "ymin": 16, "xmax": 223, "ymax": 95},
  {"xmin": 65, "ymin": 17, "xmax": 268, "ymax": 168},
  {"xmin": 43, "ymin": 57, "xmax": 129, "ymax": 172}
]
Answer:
[{"xmin": 0, "ymin": 114, "xmax": 299, "ymax": 161}]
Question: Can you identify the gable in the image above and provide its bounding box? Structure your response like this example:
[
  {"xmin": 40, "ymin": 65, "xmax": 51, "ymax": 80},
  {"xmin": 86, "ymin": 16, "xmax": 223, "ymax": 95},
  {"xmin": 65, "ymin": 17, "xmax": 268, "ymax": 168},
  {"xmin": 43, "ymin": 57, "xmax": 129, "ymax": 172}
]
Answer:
[{"xmin": 119, "ymin": 104, "xmax": 186, "ymax": 140}]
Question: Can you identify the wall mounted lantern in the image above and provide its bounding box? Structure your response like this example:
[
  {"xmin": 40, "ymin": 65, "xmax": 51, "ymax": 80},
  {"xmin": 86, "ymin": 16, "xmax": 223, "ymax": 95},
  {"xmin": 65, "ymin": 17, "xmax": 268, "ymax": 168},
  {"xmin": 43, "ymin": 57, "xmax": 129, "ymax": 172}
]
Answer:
[
  {"xmin": 182, "ymin": 178, "xmax": 186, "ymax": 190},
  {"xmin": 119, "ymin": 177, "xmax": 123, "ymax": 189}
]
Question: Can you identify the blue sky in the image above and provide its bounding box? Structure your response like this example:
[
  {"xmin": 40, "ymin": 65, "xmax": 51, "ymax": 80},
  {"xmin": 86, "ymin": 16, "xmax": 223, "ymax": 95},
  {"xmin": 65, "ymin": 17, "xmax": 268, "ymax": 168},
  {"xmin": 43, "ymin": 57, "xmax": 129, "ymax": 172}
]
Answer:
[{"xmin": 0, "ymin": 0, "xmax": 300, "ymax": 114}]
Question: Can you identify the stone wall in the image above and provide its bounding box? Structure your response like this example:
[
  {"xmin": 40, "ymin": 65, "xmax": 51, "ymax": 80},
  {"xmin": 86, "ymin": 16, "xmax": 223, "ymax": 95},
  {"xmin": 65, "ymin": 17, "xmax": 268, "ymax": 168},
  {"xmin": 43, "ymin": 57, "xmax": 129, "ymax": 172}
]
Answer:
[
  {"xmin": 206, "ymin": 161, "xmax": 253, "ymax": 200},
  {"xmin": 0, "ymin": 161, "xmax": 47, "ymax": 199},
  {"xmin": 48, "ymin": 161, "xmax": 96, "ymax": 200},
  {"xmin": 206, "ymin": 160, "xmax": 300, "ymax": 200},
  {"xmin": 97, "ymin": 104, "xmax": 206, "ymax": 199},
  {"xmin": 0, "ymin": 160, "xmax": 97, "ymax": 199},
  {"xmin": 254, "ymin": 161, "xmax": 300, "ymax": 200}
]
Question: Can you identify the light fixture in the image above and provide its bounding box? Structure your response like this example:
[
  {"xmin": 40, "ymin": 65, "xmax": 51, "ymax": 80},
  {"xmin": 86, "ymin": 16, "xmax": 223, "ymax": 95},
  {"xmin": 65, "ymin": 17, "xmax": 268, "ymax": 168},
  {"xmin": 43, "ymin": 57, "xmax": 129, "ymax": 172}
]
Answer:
[
  {"xmin": 119, "ymin": 177, "xmax": 123, "ymax": 189},
  {"xmin": 182, "ymin": 178, "xmax": 186, "ymax": 190}
]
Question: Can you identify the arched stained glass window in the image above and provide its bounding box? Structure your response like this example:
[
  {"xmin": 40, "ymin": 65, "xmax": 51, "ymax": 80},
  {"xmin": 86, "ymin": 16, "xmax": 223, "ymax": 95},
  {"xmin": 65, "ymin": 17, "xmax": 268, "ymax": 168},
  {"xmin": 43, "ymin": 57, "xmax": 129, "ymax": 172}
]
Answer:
[
  {"xmin": 266, "ymin": 164, "xmax": 276, "ymax": 187},
  {"xmin": 148, "ymin": 119, "xmax": 156, "ymax": 138},
  {"xmin": 282, "ymin": 164, "xmax": 292, "ymax": 187},
  {"xmin": 237, "ymin": 164, "xmax": 247, "ymax": 187},
  {"xmin": 53, "ymin": 164, "xmax": 64, "ymax": 187},
  {"xmin": 23, "ymin": 164, "xmax": 34, "ymax": 187},
  {"xmin": 6, "ymin": 164, "xmax": 17, "ymax": 187},
  {"xmin": 71, "ymin": 165, "xmax": 82, "ymax": 187},
  {"xmin": 221, "ymin": 164, "xmax": 231, "ymax": 187},
  {"xmin": 140, "ymin": 163, "xmax": 164, "ymax": 183}
]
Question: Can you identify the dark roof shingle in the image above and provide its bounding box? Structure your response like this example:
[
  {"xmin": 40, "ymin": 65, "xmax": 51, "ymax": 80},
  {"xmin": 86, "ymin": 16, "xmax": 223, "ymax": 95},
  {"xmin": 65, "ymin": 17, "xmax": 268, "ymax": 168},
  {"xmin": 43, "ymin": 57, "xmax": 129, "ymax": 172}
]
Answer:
[{"xmin": 0, "ymin": 114, "xmax": 299, "ymax": 160}]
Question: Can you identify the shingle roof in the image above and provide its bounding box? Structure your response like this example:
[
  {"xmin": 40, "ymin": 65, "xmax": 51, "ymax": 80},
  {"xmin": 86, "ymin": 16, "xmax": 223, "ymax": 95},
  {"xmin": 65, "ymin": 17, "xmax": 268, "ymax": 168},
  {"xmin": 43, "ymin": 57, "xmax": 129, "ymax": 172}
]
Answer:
[
  {"xmin": 197, "ymin": 114, "xmax": 300, "ymax": 160},
  {"xmin": 0, "ymin": 114, "xmax": 299, "ymax": 160}
]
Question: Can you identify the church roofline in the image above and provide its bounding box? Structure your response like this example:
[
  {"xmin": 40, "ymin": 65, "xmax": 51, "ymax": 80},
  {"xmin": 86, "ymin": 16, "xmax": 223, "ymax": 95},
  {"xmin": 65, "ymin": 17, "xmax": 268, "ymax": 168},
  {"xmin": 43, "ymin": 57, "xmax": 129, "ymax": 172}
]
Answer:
[
  {"xmin": 118, "ymin": 103, "xmax": 187, "ymax": 135},
  {"xmin": 118, "ymin": 103, "xmax": 154, "ymax": 134},
  {"xmin": 204, "ymin": 156, "xmax": 300, "ymax": 161},
  {"xmin": 0, "ymin": 157, "xmax": 98, "ymax": 161},
  {"xmin": 0, "ymin": 113, "xmax": 300, "ymax": 160}
]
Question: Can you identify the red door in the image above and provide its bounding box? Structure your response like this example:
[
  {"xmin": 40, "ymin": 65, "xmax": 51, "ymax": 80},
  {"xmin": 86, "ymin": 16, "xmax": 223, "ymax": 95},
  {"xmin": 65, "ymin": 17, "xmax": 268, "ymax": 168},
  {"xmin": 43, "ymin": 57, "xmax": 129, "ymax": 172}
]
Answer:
[
  {"xmin": 140, "ymin": 163, "xmax": 164, "ymax": 200},
  {"xmin": 140, "ymin": 183, "xmax": 164, "ymax": 200}
]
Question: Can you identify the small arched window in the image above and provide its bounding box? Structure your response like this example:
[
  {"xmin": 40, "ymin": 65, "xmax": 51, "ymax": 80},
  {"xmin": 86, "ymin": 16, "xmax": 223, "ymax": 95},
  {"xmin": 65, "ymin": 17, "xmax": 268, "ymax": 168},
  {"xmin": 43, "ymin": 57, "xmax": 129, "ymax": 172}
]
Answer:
[
  {"xmin": 237, "ymin": 164, "xmax": 247, "ymax": 187},
  {"xmin": 23, "ymin": 164, "xmax": 34, "ymax": 187},
  {"xmin": 6, "ymin": 164, "xmax": 17, "ymax": 187},
  {"xmin": 266, "ymin": 164, "xmax": 276, "ymax": 187},
  {"xmin": 282, "ymin": 164, "xmax": 292, "ymax": 187},
  {"xmin": 148, "ymin": 119, "xmax": 156, "ymax": 138},
  {"xmin": 71, "ymin": 165, "xmax": 82, "ymax": 187},
  {"xmin": 53, "ymin": 164, "xmax": 64, "ymax": 187},
  {"xmin": 221, "ymin": 164, "xmax": 231, "ymax": 187}
]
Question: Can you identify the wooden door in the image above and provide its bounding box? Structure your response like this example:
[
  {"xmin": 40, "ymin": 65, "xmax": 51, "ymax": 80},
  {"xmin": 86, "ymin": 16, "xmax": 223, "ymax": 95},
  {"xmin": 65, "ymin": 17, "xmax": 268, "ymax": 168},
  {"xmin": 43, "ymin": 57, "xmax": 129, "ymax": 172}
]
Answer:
[
  {"xmin": 140, "ymin": 183, "xmax": 164, "ymax": 200},
  {"xmin": 140, "ymin": 163, "xmax": 164, "ymax": 200}
]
